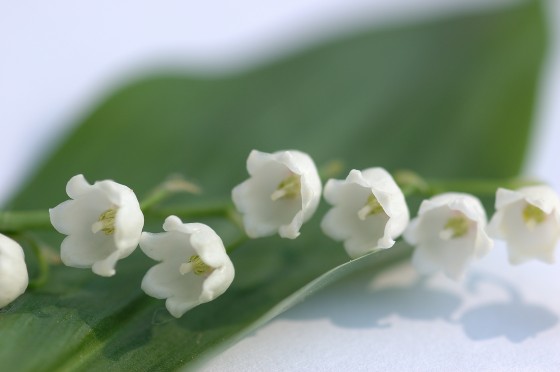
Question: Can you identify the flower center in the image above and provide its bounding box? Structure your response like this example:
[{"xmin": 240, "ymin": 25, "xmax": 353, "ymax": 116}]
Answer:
[
  {"xmin": 439, "ymin": 214, "xmax": 470, "ymax": 240},
  {"xmin": 357, "ymin": 194, "xmax": 384, "ymax": 220},
  {"xmin": 91, "ymin": 208, "xmax": 117, "ymax": 235},
  {"xmin": 270, "ymin": 174, "xmax": 301, "ymax": 201},
  {"xmin": 522, "ymin": 203, "xmax": 547, "ymax": 230},
  {"xmin": 179, "ymin": 255, "xmax": 213, "ymax": 276}
]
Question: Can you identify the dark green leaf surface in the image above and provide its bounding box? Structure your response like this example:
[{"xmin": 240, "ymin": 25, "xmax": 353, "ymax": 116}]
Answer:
[{"xmin": 1, "ymin": 1, "xmax": 546, "ymax": 370}]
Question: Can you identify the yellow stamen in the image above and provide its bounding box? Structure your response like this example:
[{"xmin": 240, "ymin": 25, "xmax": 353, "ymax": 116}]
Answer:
[
  {"xmin": 271, "ymin": 174, "xmax": 301, "ymax": 201},
  {"xmin": 357, "ymin": 194, "xmax": 384, "ymax": 220},
  {"xmin": 522, "ymin": 203, "xmax": 546, "ymax": 230},
  {"xmin": 180, "ymin": 255, "xmax": 212, "ymax": 276},
  {"xmin": 92, "ymin": 208, "xmax": 117, "ymax": 235},
  {"xmin": 440, "ymin": 215, "xmax": 470, "ymax": 240}
]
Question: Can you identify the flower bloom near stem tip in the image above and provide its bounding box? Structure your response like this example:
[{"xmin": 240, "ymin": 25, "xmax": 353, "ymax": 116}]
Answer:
[
  {"xmin": 232, "ymin": 150, "xmax": 322, "ymax": 239},
  {"xmin": 321, "ymin": 168, "xmax": 409, "ymax": 258},
  {"xmin": 140, "ymin": 216, "xmax": 234, "ymax": 318},
  {"xmin": 488, "ymin": 185, "xmax": 560, "ymax": 264},
  {"xmin": 404, "ymin": 193, "xmax": 493, "ymax": 280},
  {"xmin": 0, "ymin": 234, "xmax": 28, "ymax": 307},
  {"xmin": 49, "ymin": 174, "xmax": 144, "ymax": 277}
]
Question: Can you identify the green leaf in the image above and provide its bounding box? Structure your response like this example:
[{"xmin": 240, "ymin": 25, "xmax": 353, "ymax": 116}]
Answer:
[{"xmin": 1, "ymin": 1, "xmax": 546, "ymax": 370}]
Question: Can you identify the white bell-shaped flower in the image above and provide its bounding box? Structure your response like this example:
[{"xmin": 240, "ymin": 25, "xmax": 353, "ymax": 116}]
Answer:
[
  {"xmin": 404, "ymin": 193, "xmax": 493, "ymax": 280},
  {"xmin": 49, "ymin": 174, "xmax": 144, "ymax": 277},
  {"xmin": 0, "ymin": 234, "xmax": 28, "ymax": 307},
  {"xmin": 140, "ymin": 216, "xmax": 234, "ymax": 318},
  {"xmin": 488, "ymin": 185, "xmax": 560, "ymax": 264},
  {"xmin": 232, "ymin": 149, "xmax": 322, "ymax": 239},
  {"xmin": 321, "ymin": 168, "xmax": 409, "ymax": 258}
]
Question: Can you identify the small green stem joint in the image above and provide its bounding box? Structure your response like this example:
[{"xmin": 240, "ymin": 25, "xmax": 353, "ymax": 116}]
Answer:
[{"xmin": 393, "ymin": 170, "xmax": 431, "ymax": 197}]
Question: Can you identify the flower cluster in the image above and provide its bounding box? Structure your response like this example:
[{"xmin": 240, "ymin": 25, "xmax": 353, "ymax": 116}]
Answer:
[
  {"xmin": 231, "ymin": 150, "xmax": 560, "ymax": 280},
  {"xmin": 3, "ymin": 148, "xmax": 557, "ymax": 314},
  {"xmin": 49, "ymin": 175, "xmax": 234, "ymax": 318}
]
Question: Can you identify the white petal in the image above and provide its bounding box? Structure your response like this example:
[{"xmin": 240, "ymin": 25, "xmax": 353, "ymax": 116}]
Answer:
[
  {"xmin": 232, "ymin": 149, "xmax": 321, "ymax": 239},
  {"xmin": 490, "ymin": 186, "xmax": 560, "ymax": 264},
  {"xmin": 92, "ymin": 250, "xmax": 121, "ymax": 277},
  {"xmin": 66, "ymin": 174, "xmax": 91, "ymax": 199},
  {"xmin": 322, "ymin": 168, "xmax": 409, "ymax": 258},
  {"xmin": 0, "ymin": 234, "xmax": 28, "ymax": 307},
  {"xmin": 140, "ymin": 231, "xmax": 195, "ymax": 264},
  {"xmin": 502, "ymin": 201, "xmax": 559, "ymax": 264},
  {"xmin": 474, "ymin": 225, "xmax": 494, "ymax": 258},
  {"xmin": 186, "ymin": 223, "xmax": 229, "ymax": 268},
  {"xmin": 60, "ymin": 234, "xmax": 116, "ymax": 269},
  {"xmin": 504, "ymin": 185, "xmax": 560, "ymax": 214},
  {"xmin": 50, "ymin": 194, "xmax": 110, "ymax": 236},
  {"xmin": 494, "ymin": 188, "xmax": 525, "ymax": 210},
  {"xmin": 51, "ymin": 175, "xmax": 144, "ymax": 276},
  {"xmin": 246, "ymin": 150, "xmax": 274, "ymax": 176},
  {"xmin": 419, "ymin": 193, "xmax": 486, "ymax": 224},
  {"xmin": 406, "ymin": 193, "xmax": 490, "ymax": 280},
  {"xmin": 321, "ymin": 208, "xmax": 351, "ymax": 242},
  {"xmin": 114, "ymin": 194, "xmax": 144, "ymax": 252},
  {"xmin": 141, "ymin": 262, "xmax": 185, "ymax": 299},
  {"xmin": 282, "ymin": 151, "xmax": 322, "ymax": 222},
  {"xmin": 166, "ymin": 295, "xmax": 201, "ymax": 318},
  {"xmin": 486, "ymin": 210, "xmax": 504, "ymax": 239},
  {"xmin": 140, "ymin": 217, "xmax": 234, "ymax": 317},
  {"xmin": 49, "ymin": 200, "xmax": 82, "ymax": 235},
  {"xmin": 201, "ymin": 260, "xmax": 235, "ymax": 303},
  {"xmin": 403, "ymin": 219, "xmax": 420, "ymax": 245},
  {"xmin": 278, "ymin": 209, "xmax": 305, "ymax": 239}
]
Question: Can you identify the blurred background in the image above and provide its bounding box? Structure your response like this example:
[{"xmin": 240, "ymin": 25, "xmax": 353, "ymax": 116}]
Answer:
[
  {"xmin": 1, "ymin": 0, "xmax": 559, "ymax": 204},
  {"xmin": 1, "ymin": 0, "xmax": 560, "ymax": 370}
]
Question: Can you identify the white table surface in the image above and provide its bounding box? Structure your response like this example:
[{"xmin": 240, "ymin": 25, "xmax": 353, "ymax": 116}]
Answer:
[{"xmin": 2, "ymin": 1, "xmax": 560, "ymax": 371}]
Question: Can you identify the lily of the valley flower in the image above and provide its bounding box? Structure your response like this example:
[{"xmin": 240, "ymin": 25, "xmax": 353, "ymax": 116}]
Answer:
[
  {"xmin": 404, "ymin": 193, "xmax": 493, "ymax": 280},
  {"xmin": 488, "ymin": 185, "xmax": 560, "ymax": 264},
  {"xmin": 140, "ymin": 216, "xmax": 234, "ymax": 318},
  {"xmin": 0, "ymin": 234, "xmax": 28, "ymax": 307},
  {"xmin": 49, "ymin": 174, "xmax": 144, "ymax": 277},
  {"xmin": 232, "ymin": 149, "xmax": 322, "ymax": 239},
  {"xmin": 321, "ymin": 168, "xmax": 409, "ymax": 258}
]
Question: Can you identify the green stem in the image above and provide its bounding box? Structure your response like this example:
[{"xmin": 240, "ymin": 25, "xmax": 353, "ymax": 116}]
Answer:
[
  {"xmin": 226, "ymin": 234, "xmax": 249, "ymax": 254},
  {"xmin": 140, "ymin": 188, "xmax": 171, "ymax": 211},
  {"xmin": 140, "ymin": 177, "xmax": 201, "ymax": 211},
  {"xmin": 319, "ymin": 160, "xmax": 344, "ymax": 181},
  {"xmin": 0, "ymin": 210, "xmax": 52, "ymax": 232},
  {"xmin": 150, "ymin": 202, "xmax": 233, "ymax": 220},
  {"xmin": 426, "ymin": 178, "xmax": 541, "ymax": 196},
  {"xmin": 394, "ymin": 170, "xmax": 541, "ymax": 198},
  {"xmin": 0, "ymin": 202, "xmax": 235, "ymax": 233}
]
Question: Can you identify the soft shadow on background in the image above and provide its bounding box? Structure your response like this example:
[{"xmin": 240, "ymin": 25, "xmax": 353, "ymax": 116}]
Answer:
[{"xmin": 281, "ymin": 266, "xmax": 557, "ymax": 342}]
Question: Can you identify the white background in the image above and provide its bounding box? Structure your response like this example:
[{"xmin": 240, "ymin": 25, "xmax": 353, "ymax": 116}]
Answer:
[{"xmin": 2, "ymin": 1, "xmax": 560, "ymax": 371}]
